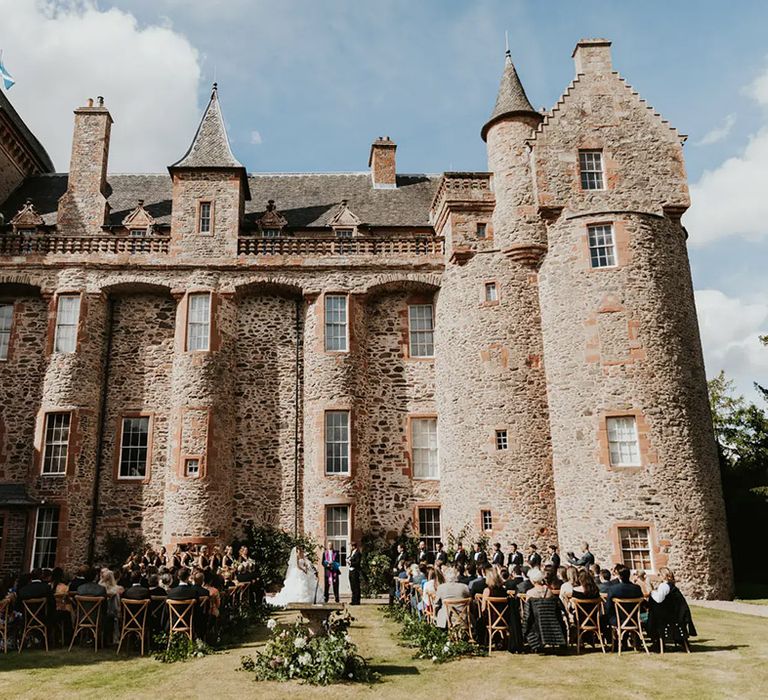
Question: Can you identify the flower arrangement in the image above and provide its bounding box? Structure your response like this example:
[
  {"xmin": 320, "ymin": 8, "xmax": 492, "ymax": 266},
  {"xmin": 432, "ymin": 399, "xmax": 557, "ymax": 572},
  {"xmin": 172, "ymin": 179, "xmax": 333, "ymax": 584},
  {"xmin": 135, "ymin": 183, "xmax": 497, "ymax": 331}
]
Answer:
[
  {"xmin": 152, "ymin": 633, "xmax": 214, "ymax": 663},
  {"xmin": 240, "ymin": 611, "xmax": 378, "ymax": 686}
]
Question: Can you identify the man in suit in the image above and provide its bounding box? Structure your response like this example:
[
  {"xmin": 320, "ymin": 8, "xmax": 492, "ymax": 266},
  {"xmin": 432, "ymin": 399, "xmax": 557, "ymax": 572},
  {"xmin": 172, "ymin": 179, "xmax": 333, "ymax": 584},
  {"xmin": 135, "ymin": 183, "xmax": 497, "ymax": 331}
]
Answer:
[
  {"xmin": 597, "ymin": 569, "xmax": 613, "ymax": 594},
  {"xmin": 434, "ymin": 542, "xmax": 448, "ymax": 567},
  {"xmin": 122, "ymin": 571, "xmax": 150, "ymax": 600},
  {"xmin": 491, "ymin": 543, "xmax": 505, "ymax": 567},
  {"xmin": 507, "ymin": 543, "xmax": 523, "ymax": 569},
  {"xmin": 473, "ymin": 543, "xmax": 488, "ymax": 567},
  {"xmin": 505, "ymin": 565, "xmax": 525, "ymax": 592},
  {"xmin": 167, "ymin": 568, "xmax": 199, "ymax": 600},
  {"xmin": 322, "ymin": 541, "xmax": 340, "ymax": 603},
  {"xmin": 68, "ymin": 565, "xmax": 90, "ymax": 593},
  {"xmin": 393, "ymin": 543, "xmax": 406, "ymax": 572},
  {"xmin": 548, "ymin": 544, "xmax": 561, "ymax": 571},
  {"xmin": 453, "ymin": 542, "xmax": 468, "ymax": 568},
  {"xmin": 527, "ymin": 544, "xmax": 542, "ymax": 569},
  {"xmin": 468, "ymin": 564, "xmax": 487, "ymax": 597},
  {"xmin": 567, "ymin": 541, "xmax": 596, "ymax": 568},
  {"xmin": 76, "ymin": 568, "xmax": 107, "ymax": 597},
  {"xmin": 605, "ymin": 568, "xmax": 643, "ymax": 625},
  {"xmin": 348, "ymin": 542, "xmax": 362, "ymax": 605},
  {"xmin": 147, "ymin": 574, "xmax": 167, "ymax": 598},
  {"xmin": 417, "ymin": 540, "xmax": 430, "ymax": 565},
  {"xmin": 18, "ymin": 569, "xmax": 55, "ymax": 621}
]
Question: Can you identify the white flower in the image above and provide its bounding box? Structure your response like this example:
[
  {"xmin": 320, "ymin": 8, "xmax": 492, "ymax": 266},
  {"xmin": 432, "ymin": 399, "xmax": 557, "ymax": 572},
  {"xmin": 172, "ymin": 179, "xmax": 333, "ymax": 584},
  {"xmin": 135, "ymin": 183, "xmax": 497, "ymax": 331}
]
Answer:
[
  {"xmin": 344, "ymin": 633, "xmax": 352, "ymax": 642},
  {"xmin": 266, "ymin": 619, "xmax": 276, "ymax": 630},
  {"xmin": 348, "ymin": 673, "xmax": 354, "ymax": 678},
  {"xmin": 294, "ymin": 636, "xmax": 307, "ymax": 649},
  {"xmin": 432, "ymin": 655, "xmax": 438, "ymax": 662},
  {"xmin": 298, "ymin": 652, "xmax": 312, "ymax": 665},
  {"xmin": 443, "ymin": 645, "xmax": 449, "ymax": 652}
]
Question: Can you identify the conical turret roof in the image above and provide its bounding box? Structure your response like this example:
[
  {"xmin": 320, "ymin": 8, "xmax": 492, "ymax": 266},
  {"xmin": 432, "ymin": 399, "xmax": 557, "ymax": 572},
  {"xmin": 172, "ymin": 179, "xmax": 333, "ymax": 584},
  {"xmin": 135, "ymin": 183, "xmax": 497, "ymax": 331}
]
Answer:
[
  {"xmin": 170, "ymin": 83, "xmax": 244, "ymax": 169},
  {"xmin": 481, "ymin": 51, "xmax": 540, "ymax": 141}
]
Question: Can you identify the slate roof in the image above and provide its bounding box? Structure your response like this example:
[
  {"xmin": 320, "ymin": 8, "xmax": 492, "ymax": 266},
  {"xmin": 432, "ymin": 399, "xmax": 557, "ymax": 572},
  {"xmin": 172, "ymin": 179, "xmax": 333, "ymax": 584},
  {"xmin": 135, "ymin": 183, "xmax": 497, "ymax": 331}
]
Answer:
[
  {"xmin": 481, "ymin": 51, "xmax": 540, "ymax": 141},
  {"xmin": 1, "ymin": 172, "xmax": 441, "ymax": 229},
  {"xmin": 170, "ymin": 84, "xmax": 244, "ymax": 170},
  {"xmin": 0, "ymin": 483, "xmax": 39, "ymax": 506},
  {"xmin": 0, "ymin": 90, "xmax": 55, "ymax": 173}
]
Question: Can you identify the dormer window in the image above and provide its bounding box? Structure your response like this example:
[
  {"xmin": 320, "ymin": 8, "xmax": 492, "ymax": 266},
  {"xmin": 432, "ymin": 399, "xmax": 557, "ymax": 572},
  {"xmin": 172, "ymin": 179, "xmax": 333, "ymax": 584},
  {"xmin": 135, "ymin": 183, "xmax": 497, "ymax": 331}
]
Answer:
[
  {"xmin": 10, "ymin": 198, "xmax": 44, "ymax": 234},
  {"xmin": 257, "ymin": 200, "xmax": 288, "ymax": 238},
  {"xmin": 18, "ymin": 228, "xmax": 36, "ymax": 236},
  {"xmin": 328, "ymin": 199, "xmax": 361, "ymax": 238},
  {"xmin": 129, "ymin": 228, "xmax": 147, "ymax": 237},
  {"xmin": 262, "ymin": 228, "xmax": 281, "ymax": 239},
  {"xmin": 335, "ymin": 228, "xmax": 353, "ymax": 239}
]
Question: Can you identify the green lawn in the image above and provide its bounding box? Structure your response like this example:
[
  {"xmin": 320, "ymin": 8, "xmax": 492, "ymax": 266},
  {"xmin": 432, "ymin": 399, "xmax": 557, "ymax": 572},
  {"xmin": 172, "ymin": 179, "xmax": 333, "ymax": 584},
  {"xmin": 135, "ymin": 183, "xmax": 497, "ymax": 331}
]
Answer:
[{"xmin": 1, "ymin": 604, "xmax": 767, "ymax": 699}]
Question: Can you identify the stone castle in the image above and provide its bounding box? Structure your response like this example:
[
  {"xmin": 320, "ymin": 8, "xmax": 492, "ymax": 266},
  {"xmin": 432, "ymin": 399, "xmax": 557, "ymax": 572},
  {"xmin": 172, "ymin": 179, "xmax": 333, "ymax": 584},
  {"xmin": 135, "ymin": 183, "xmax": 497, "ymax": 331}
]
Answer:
[{"xmin": 0, "ymin": 39, "xmax": 733, "ymax": 598}]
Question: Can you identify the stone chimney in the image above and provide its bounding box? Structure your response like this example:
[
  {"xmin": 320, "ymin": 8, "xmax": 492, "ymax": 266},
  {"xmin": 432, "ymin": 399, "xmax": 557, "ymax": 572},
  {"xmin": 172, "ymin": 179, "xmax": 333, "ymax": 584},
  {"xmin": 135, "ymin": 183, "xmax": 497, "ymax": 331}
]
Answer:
[
  {"xmin": 572, "ymin": 38, "xmax": 612, "ymax": 75},
  {"xmin": 369, "ymin": 136, "xmax": 397, "ymax": 189},
  {"xmin": 57, "ymin": 96, "xmax": 112, "ymax": 234}
]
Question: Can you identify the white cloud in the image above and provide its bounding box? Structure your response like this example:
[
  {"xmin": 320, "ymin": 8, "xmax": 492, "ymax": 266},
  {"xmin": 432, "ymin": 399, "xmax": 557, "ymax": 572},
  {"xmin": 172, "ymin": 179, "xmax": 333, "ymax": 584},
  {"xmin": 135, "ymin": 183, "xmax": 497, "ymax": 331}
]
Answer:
[
  {"xmin": 695, "ymin": 289, "xmax": 768, "ymax": 402},
  {"xmin": 0, "ymin": 0, "xmax": 201, "ymax": 172},
  {"xmin": 686, "ymin": 63, "xmax": 768, "ymax": 246},
  {"xmin": 249, "ymin": 130, "xmax": 263, "ymax": 145},
  {"xmin": 695, "ymin": 113, "xmax": 736, "ymax": 146}
]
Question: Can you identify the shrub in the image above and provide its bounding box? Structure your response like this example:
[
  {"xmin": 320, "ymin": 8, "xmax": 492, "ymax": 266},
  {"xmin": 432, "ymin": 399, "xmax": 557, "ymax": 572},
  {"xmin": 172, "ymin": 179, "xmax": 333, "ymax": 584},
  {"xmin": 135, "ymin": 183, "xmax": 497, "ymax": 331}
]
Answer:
[
  {"xmin": 152, "ymin": 633, "xmax": 214, "ymax": 663},
  {"xmin": 95, "ymin": 530, "xmax": 146, "ymax": 569}
]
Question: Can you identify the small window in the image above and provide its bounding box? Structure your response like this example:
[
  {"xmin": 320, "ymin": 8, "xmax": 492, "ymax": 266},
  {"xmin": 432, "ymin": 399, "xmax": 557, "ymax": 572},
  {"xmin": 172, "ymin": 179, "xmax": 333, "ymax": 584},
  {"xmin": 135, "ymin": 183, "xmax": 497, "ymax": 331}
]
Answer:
[
  {"xmin": 335, "ymin": 228, "xmax": 353, "ymax": 239},
  {"xmin": 118, "ymin": 416, "xmax": 150, "ymax": 479},
  {"xmin": 484, "ymin": 282, "xmax": 498, "ymax": 303},
  {"xmin": 18, "ymin": 228, "xmax": 36, "ymax": 236},
  {"xmin": 54, "ymin": 295, "xmax": 80, "ymax": 354},
  {"xmin": 481, "ymin": 510, "xmax": 493, "ymax": 532},
  {"xmin": 324, "ymin": 295, "xmax": 348, "ymax": 352},
  {"xmin": 129, "ymin": 228, "xmax": 147, "ymax": 237},
  {"xmin": 32, "ymin": 506, "xmax": 60, "ymax": 569},
  {"xmin": 417, "ymin": 507, "xmax": 441, "ymax": 556},
  {"xmin": 476, "ymin": 223, "xmax": 487, "ymax": 239},
  {"xmin": 325, "ymin": 410, "xmax": 350, "ymax": 474},
  {"xmin": 619, "ymin": 526, "xmax": 652, "ymax": 571},
  {"xmin": 587, "ymin": 224, "xmax": 617, "ymax": 268},
  {"xmin": 186, "ymin": 293, "xmax": 211, "ymax": 352},
  {"xmin": 408, "ymin": 304, "xmax": 434, "ymax": 357},
  {"xmin": 607, "ymin": 416, "xmax": 641, "ymax": 467},
  {"xmin": 579, "ymin": 150, "xmax": 604, "ymax": 190},
  {"xmin": 0, "ymin": 302, "xmax": 13, "ymax": 360},
  {"xmin": 495, "ymin": 429, "xmax": 508, "ymax": 451},
  {"xmin": 42, "ymin": 412, "xmax": 71, "ymax": 475},
  {"xmin": 198, "ymin": 201, "xmax": 212, "ymax": 234},
  {"xmin": 184, "ymin": 458, "xmax": 200, "ymax": 478},
  {"xmin": 412, "ymin": 418, "xmax": 438, "ymax": 479},
  {"xmin": 262, "ymin": 228, "xmax": 281, "ymax": 238}
]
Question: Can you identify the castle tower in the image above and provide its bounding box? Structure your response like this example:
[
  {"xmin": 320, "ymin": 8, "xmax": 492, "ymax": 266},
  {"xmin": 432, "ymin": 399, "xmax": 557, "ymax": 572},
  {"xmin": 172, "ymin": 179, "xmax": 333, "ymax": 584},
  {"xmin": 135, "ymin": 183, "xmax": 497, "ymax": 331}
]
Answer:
[
  {"xmin": 534, "ymin": 39, "xmax": 733, "ymax": 597},
  {"xmin": 433, "ymin": 50, "xmax": 557, "ymax": 548}
]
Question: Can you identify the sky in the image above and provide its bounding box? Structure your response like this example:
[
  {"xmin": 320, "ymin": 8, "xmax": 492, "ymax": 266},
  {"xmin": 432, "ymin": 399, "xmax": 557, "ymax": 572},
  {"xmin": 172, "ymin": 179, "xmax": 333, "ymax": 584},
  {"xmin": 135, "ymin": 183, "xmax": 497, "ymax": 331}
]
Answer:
[{"xmin": 1, "ymin": 0, "xmax": 766, "ymax": 401}]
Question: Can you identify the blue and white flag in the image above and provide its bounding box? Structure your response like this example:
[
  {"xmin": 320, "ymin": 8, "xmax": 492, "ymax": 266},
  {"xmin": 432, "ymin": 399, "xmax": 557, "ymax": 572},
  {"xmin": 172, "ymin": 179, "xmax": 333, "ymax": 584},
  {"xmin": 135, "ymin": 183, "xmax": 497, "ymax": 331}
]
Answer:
[{"xmin": 0, "ymin": 52, "xmax": 15, "ymax": 90}]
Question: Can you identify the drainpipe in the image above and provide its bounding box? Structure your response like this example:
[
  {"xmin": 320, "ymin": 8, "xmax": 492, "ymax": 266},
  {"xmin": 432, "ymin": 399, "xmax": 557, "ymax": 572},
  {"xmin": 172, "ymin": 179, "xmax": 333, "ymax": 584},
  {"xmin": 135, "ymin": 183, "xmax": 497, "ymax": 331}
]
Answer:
[
  {"xmin": 293, "ymin": 297, "xmax": 301, "ymax": 537},
  {"xmin": 87, "ymin": 295, "xmax": 115, "ymax": 563}
]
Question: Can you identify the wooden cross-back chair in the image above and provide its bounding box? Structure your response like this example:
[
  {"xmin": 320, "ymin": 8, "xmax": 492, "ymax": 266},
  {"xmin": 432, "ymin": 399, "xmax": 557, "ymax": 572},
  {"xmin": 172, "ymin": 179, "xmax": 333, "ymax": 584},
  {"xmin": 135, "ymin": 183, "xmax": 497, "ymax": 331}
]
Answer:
[
  {"xmin": 571, "ymin": 598, "xmax": 606, "ymax": 654},
  {"xmin": 69, "ymin": 596, "xmax": 103, "ymax": 652},
  {"xmin": 484, "ymin": 596, "xmax": 509, "ymax": 653},
  {"xmin": 232, "ymin": 582, "xmax": 251, "ymax": 611},
  {"xmin": 397, "ymin": 579, "xmax": 410, "ymax": 606},
  {"xmin": 166, "ymin": 599, "xmax": 196, "ymax": 648},
  {"xmin": 444, "ymin": 597, "xmax": 473, "ymax": 642},
  {"xmin": 0, "ymin": 598, "xmax": 11, "ymax": 653},
  {"xmin": 422, "ymin": 591, "xmax": 436, "ymax": 625},
  {"xmin": 611, "ymin": 598, "xmax": 649, "ymax": 655},
  {"xmin": 19, "ymin": 598, "xmax": 49, "ymax": 653},
  {"xmin": 117, "ymin": 598, "xmax": 150, "ymax": 655}
]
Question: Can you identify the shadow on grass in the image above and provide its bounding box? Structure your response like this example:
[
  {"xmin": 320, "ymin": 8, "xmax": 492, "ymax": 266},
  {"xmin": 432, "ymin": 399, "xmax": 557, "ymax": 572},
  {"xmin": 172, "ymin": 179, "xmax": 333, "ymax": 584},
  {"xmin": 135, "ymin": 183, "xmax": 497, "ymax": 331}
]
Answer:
[
  {"xmin": 370, "ymin": 663, "xmax": 421, "ymax": 677},
  {"xmin": 0, "ymin": 645, "xmax": 149, "ymax": 671}
]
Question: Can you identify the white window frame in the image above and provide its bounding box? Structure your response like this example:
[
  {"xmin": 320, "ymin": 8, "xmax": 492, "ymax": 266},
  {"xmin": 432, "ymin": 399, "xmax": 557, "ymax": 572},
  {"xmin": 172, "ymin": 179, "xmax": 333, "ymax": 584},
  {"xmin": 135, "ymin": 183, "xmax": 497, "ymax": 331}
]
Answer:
[
  {"xmin": 411, "ymin": 417, "xmax": 438, "ymax": 479},
  {"xmin": 325, "ymin": 505, "xmax": 350, "ymax": 566},
  {"xmin": 324, "ymin": 295, "xmax": 348, "ymax": 352},
  {"xmin": 607, "ymin": 416, "xmax": 641, "ymax": 467},
  {"xmin": 198, "ymin": 201, "xmax": 213, "ymax": 234},
  {"xmin": 484, "ymin": 281, "xmax": 498, "ymax": 303},
  {"xmin": 54, "ymin": 294, "xmax": 81, "ymax": 354},
  {"xmin": 408, "ymin": 304, "xmax": 434, "ymax": 358},
  {"xmin": 482, "ymin": 509, "xmax": 493, "ymax": 532},
  {"xmin": 118, "ymin": 416, "xmax": 150, "ymax": 480},
  {"xmin": 587, "ymin": 224, "xmax": 617, "ymax": 269},
  {"xmin": 31, "ymin": 506, "xmax": 60, "ymax": 569},
  {"xmin": 579, "ymin": 150, "xmax": 605, "ymax": 190},
  {"xmin": 41, "ymin": 412, "xmax": 71, "ymax": 475},
  {"xmin": 618, "ymin": 526, "xmax": 653, "ymax": 572},
  {"xmin": 184, "ymin": 458, "xmax": 200, "ymax": 478},
  {"xmin": 0, "ymin": 302, "xmax": 13, "ymax": 360},
  {"xmin": 325, "ymin": 410, "xmax": 350, "ymax": 475},
  {"xmin": 186, "ymin": 292, "xmax": 211, "ymax": 352},
  {"xmin": 495, "ymin": 429, "xmax": 508, "ymax": 451},
  {"xmin": 417, "ymin": 507, "xmax": 441, "ymax": 555}
]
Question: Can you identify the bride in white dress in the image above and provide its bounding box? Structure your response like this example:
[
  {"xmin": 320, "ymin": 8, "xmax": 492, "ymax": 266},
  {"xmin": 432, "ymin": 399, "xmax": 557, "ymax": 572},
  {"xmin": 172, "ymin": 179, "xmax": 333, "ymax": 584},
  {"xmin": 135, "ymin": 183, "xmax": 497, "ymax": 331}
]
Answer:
[{"xmin": 270, "ymin": 546, "xmax": 324, "ymax": 606}]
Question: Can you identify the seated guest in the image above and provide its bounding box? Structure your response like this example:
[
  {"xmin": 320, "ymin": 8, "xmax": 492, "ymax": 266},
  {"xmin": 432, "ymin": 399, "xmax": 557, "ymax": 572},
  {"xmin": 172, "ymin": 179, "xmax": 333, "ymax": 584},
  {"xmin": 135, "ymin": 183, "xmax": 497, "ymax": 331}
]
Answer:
[
  {"xmin": 221, "ymin": 569, "xmax": 236, "ymax": 590},
  {"xmin": 99, "ymin": 568, "xmax": 122, "ymax": 645},
  {"xmin": 525, "ymin": 567, "xmax": 552, "ymax": 599},
  {"xmin": 505, "ymin": 565, "xmax": 524, "ymax": 592},
  {"xmin": 572, "ymin": 568, "xmax": 602, "ymax": 600},
  {"xmin": 420, "ymin": 567, "xmax": 444, "ymax": 617},
  {"xmin": 203, "ymin": 571, "xmax": 221, "ymax": 618},
  {"xmin": 396, "ymin": 562, "xmax": 409, "ymax": 580},
  {"xmin": 597, "ymin": 569, "xmax": 612, "ymax": 594},
  {"xmin": 605, "ymin": 567, "xmax": 643, "ymax": 625},
  {"xmin": 456, "ymin": 563, "xmax": 471, "ymax": 585},
  {"xmin": 435, "ymin": 567, "xmax": 471, "ymax": 629},
  {"xmin": 610, "ymin": 563, "xmax": 625, "ymax": 586},
  {"xmin": 17, "ymin": 569, "xmax": 54, "ymax": 620},
  {"xmin": 516, "ymin": 568, "xmax": 535, "ymax": 594},
  {"xmin": 633, "ymin": 569, "xmax": 652, "ymax": 598},
  {"xmin": 544, "ymin": 564, "xmax": 563, "ymax": 591},
  {"xmin": 69, "ymin": 565, "xmax": 90, "ymax": 593},
  {"xmin": 482, "ymin": 569, "xmax": 506, "ymax": 598},
  {"xmin": 409, "ymin": 564, "xmax": 426, "ymax": 586},
  {"xmin": 160, "ymin": 572, "xmax": 173, "ymax": 591},
  {"xmin": 168, "ymin": 568, "xmax": 199, "ymax": 600},
  {"xmin": 76, "ymin": 568, "xmax": 107, "ymax": 597},
  {"xmin": 647, "ymin": 568, "xmax": 697, "ymax": 648},
  {"xmin": 590, "ymin": 563, "xmax": 602, "ymax": 582},
  {"xmin": 559, "ymin": 566, "xmax": 580, "ymax": 608},
  {"xmin": 122, "ymin": 571, "xmax": 150, "ymax": 600},
  {"xmin": 191, "ymin": 571, "xmax": 210, "ymax": 600},
  {"xmin": 468, "ymin": 564, "xmax": 488, "ymax": 597},
  {"xmin": 148, "ymin": 574, "xmax": 166, "ymax": 598}
]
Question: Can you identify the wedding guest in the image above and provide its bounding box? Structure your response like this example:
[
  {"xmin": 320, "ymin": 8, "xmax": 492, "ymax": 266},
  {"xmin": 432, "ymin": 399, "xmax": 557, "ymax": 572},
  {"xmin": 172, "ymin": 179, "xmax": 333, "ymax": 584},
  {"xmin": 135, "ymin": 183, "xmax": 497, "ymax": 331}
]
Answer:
[
  {"xmin": 76, "ymin": 568, "xmax": 107, "ymax": 597},
  {"xmin": 650, "ymin": 567, "xmax": 676, "ymax": 604},
  {"xmin": 435, "ymin": 567, "xmax": 470, "ymax": 629},
  {"xmin": 605, "ymin": 568, "xmax": 643, "ymax": 625},
  {"xmin": 453, "ymin": 542, "xmax": 468, "ymax": 568},
  {"xmin": 597, "ymin": 570, "xmax": 612, "ymax": 594},
  {"xmin": 322, "ymin": 541, "xmax": 340, "ymax": 603},
  {"xmin": 222, "ymin": 545, "xmax": 235, "ymax": 570},
  {"xmin": 168, "ymin": 568, "xmax": 199, "ymax": 600},
  {"xmin": 590, "ymin": 563, "xmax": 602, "ymax": 582},
  {"xmin": 482, "ymin": 569, "xmax": 506, "ymax": 598},
  {"xmin": 434, "ymin": 542, "xmax": 448, "ymax": 567},
  {"xmin": 473, "ymin": 542, "xmax": 488, "ymax": 567},
  {"xmin": 559, "ymin": 566, "xmax": 579, "ymax": 607},
  {"xmin": 417, "ymin": 540, "xmax": 429, "ymax": 565},
  {"xmin": 122, "ymin": 570, "xmax": 150, "ymax": 600},
  {"xmin": 544, "ymin": 564, "xmax": 563, "ymax": 591},
  {"xmin": 527, "ymin": 544, "xmax": 542, "ymax": 569},
  {"xmin": 456, "ymin": 564, "xmax": 471, "ymax": 585},
  {"xmin": 525, "ymin": 567, "xmax": 552, "ymax": 599},
  {"xmin": 505, "ymin": 565, "xmax": 524, "ymax": 592},
  {"xmin": 349, "ymin": 542, "xmax": 362, "ymax": 605},
  {"xmin": 69, "ymin": 565, "xmax": 90, "ymax": 593},
  {"xmin": 548, "ymin": 544, "xmax": 561, "ymax": 570},
  {"xmin": 469, "ymin": 564, "xmax": 488, "ymax": 597},
  {"xmin": 147, "ymin": 574, "xmax": 166, "ymax": 598},
  {"xmin": 507, "ymin": 543, "xmax": 524, "ymax": 569},
  {"xmin": 572, "ymin": 568, "xmax": 601, "ymax": 600},
  {"xmin": 634, "ymin": 569, "xmax": 652, "ymax": 597},
  {"xmin": 567, "ymin": 541, "xmax": 596, "ymax": 568},
  {"xmin": 491, "ymin": 543, "xmax": 505, "ymax": 567},
  {"xmin": 100, "ymin": 568, "xmax": 122, "ymax": 644}
]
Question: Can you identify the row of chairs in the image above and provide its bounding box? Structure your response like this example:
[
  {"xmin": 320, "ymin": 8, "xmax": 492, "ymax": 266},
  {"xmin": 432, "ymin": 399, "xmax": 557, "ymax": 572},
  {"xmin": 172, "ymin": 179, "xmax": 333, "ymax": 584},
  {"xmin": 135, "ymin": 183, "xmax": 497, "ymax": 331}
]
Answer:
[{"xmin": 0, "ymin": 581, "xmax": 254, "ymax": 654}]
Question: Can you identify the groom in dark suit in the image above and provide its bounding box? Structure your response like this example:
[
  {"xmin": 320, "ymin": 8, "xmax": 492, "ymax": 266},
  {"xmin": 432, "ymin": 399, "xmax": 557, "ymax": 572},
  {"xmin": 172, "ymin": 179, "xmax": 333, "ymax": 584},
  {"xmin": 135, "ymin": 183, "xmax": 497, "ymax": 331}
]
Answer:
[
  {"xmin": 348, "ymin": 542, "xmax": 362, "ymax": 605},
  {"xmin": 322, "ymin": 541, "xmax": 340, "ymax": 603}
]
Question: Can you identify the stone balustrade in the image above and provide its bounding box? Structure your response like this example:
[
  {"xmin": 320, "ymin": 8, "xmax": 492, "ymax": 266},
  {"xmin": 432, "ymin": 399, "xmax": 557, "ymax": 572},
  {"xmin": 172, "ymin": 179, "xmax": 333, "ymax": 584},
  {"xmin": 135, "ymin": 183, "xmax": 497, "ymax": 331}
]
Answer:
[
  {"xmin": 237, "ymin": 236, "xmax": 444, "ymax": 257},
  {"xmin": 0, "ymin": 233, "xmax": 170, "ymax": 255}
]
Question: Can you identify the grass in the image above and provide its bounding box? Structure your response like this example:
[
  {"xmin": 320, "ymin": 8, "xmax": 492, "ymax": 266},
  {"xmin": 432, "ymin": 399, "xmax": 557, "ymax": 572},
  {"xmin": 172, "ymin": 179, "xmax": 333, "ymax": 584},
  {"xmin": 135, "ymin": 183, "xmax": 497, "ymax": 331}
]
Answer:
[{"xmin": 1, "ymin": 604, "xmax": 767, "ymax": 699}]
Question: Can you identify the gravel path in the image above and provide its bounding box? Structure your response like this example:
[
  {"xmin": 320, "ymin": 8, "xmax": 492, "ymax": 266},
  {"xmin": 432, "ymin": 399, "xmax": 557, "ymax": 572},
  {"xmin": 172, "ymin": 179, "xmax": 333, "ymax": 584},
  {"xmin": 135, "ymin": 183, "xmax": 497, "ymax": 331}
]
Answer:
[{"xmin": 690, "ymin": 599, "xmax": 768, "ymax": 618}]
